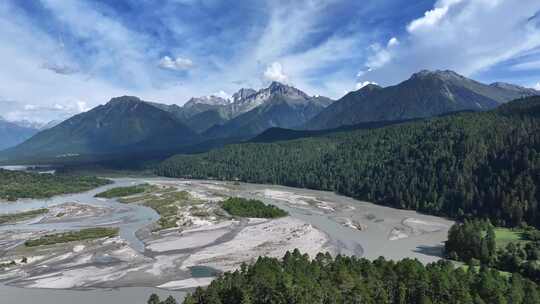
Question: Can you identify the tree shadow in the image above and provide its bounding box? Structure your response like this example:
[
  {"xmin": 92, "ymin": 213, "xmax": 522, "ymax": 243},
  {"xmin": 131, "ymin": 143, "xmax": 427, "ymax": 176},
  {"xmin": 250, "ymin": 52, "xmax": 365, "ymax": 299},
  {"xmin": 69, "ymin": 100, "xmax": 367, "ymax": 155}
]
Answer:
[{"xmin": 413, "ymin": 244, "xmax": 445, "ymax": 258}]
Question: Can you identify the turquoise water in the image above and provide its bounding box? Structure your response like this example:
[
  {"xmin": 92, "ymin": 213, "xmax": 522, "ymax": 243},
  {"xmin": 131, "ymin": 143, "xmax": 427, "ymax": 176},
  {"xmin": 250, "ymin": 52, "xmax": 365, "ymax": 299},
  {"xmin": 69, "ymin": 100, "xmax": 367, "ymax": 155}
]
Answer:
[{"xmin": 189, "ymin": 266, "xmax": 221, "ymax": 278}]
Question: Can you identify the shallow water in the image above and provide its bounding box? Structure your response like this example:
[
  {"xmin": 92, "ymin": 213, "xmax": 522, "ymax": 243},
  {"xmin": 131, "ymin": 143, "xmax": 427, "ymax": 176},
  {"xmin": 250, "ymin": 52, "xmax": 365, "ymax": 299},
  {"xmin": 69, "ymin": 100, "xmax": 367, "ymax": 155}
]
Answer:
[
  {"xmin": 0, "ymin": 179, "xmax": 159, "ymax": 252},
  {"xmin": 233, "ymin": 183, "xmax": 453, "ymax": 261},
  {"xmin": 189, "ymin": 265, "xmax": 221, "ymax": 278},
  {"xmin": 0, "ymin": 284, "xmax": 185, "ymax": 304}
]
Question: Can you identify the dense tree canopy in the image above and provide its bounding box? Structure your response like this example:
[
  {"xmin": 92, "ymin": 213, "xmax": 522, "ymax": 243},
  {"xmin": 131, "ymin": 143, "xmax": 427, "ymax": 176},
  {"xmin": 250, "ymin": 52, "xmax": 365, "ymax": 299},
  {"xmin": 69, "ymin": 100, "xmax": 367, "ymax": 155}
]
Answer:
[
  {"xmin": 221, "ymin": 197, "xmax": 288, "ymax": 218},
  {"xmin": 0, "ymin": 169, "xmax": 110, "ymax": 201},
  {"xmin": 155, "ymin": 250, "xmax": 540, "ymax": 304},
  {"xmin": 446, "ymin": 220, "xmax": 540, "ymax": 283},
  {"xmin": 157, "ymin": 97, "xmax": 540, "ymax": 228}
]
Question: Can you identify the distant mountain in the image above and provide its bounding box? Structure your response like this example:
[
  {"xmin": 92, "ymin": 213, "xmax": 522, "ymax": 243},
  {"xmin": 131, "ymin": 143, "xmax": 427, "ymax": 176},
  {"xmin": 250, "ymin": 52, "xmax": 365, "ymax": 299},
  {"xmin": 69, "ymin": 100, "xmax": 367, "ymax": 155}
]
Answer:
[
  {"xmin": 3, "ymin": 118, "xmax": 62, "ymax": 131},
  {"xmin": 226, "ymin": 87, "xmax": 273, "ymax": 117},
  {"xmin": 183, "ymin": 108, "xmax": 231, "ymax": 134},
  {"xmin": 305, "ymin": 70, "xmax": 540, "ymax": 130},
  {"xmin": 38, "ymin": 119, "xmax": 63, "ymax": 130},
  {"xmin": 1, "ymin": 96, "xmax": 198, "ymax": 161},
  {"xmin": 149, "ymin": 83, "xmax": 333, "ymax": 137},
  {"xmin": 7, "ymin": 119, "xmax": 43, "ymax": 130},
  {"xmin": 204, "ymin": 82, "xmax": 333, "ymax": 139},
  {"xmin": 149, "ymin": 96, "xmax": 233, "ymax": 133},
  {"xmin": 0, "ymin": 117, "xmax": 38, "ymax": 150},
  {"xmin": 489, "ymin": 82, "xmax": 540, "ymax": 97},
  {"xmin": 182, "ymin": 96, "xmax": 230, "ymax": 117}
]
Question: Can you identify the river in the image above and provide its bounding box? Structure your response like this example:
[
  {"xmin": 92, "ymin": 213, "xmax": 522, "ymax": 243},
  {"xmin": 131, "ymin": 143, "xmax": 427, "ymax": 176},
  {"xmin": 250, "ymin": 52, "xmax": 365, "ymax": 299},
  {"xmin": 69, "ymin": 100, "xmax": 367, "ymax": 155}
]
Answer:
[{"xmin": 0, "ymin": 174, "xmax": 454, "ymax": 304}]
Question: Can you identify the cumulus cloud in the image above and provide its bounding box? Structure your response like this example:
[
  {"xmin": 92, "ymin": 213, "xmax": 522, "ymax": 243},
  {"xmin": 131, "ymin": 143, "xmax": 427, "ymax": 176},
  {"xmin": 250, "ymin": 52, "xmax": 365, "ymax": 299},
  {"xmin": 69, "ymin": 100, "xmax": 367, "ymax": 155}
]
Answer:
[
  {"xmin": 355, "ymin": 81, "xmax": 378, "ymax": 90},
  {"xmin": 212, "ymin": 90, "xmax": 231, "ymax": 100},
  {"xmin": 535, "ymin": 82, "xmax": 540, "ymax": 90},
  {"xmin": 387, "ymin": 37, "xmax": 399, "ymax": 48},
  {"xmin": 407, "ymin": 0, "xmax": 463, "ymax": 33},
  {"xmin": 263, "ymin": 62, "xmax": 288, "ymax": 83},
  {"xmin": 362, "ymin": 37, "xmax": 399, "ymax": 73},
  {"xmin": 359, "ymin": 1, "xmax": 540, "ymax": 85},
  {"xmin": 76, "ymin": 101, "xmax": 91, "ymax": 112},
  {"xmin": 158, "ymin": 56, "xmax": 194, "ymax": 71},
  {"xmin": 365, "ymin": 43, "xmax": 393, "ymax": 70},
  {"xmin": 356, "ymin": 68, "xmax": 372, "ymax": 78}
]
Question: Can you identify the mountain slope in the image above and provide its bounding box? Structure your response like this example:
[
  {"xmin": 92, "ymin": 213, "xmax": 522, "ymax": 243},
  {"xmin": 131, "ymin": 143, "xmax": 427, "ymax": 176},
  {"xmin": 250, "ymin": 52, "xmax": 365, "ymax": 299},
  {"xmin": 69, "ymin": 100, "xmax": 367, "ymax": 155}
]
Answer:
[
  {"xmin": 182, "ymin": 96, "xmax": 230, "ymax": 118},
  {"xmin": 184, "ymin": 109, "xmax": 231, "ymax": 133},
  {"xmin": 0, "ymin": 117, "xmax": 38, "ymax": 150},
  {"xmin": 204, "ymin": 82, "xmax": 333, "ymax": 139},
  {"xmin": 150, "ymin": 96, "xmax": 233, "ymax": 133},
  {"xmin": 306, "ymin": 70, "xmax": 539, "ymax": 130},
  {"xmin": 250, "ymin": 118, "xmax": 419, "ymax": 143},
  {"xmin": 158, "ymin": 96, "xmax": 540, "ymax": 228},
  {"xmin": 2, "ymin": 96, "xmax": 198, "ymax": 160}
]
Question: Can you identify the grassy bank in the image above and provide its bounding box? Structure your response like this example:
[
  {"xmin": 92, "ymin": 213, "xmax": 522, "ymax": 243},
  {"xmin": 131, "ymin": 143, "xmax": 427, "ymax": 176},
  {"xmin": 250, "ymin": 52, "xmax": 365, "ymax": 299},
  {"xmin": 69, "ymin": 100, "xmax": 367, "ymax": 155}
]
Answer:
[
  {"xmin": 494, "ymin": 227, "xmax": 528, "ymax": 248},
  {"xmin": 0, "ymin": 208, "xmax": 49, "ymax": 224},
  {"xmin": 118, "ymin": 186, "xmax": 193, "ymax": 230},
  {"xmin": 94, "ymin": 184, "xmax": 155, "ymax": 198},
  {"xmin": 24, "ymin": 227, "xmax": 118, "ymax": 247}
]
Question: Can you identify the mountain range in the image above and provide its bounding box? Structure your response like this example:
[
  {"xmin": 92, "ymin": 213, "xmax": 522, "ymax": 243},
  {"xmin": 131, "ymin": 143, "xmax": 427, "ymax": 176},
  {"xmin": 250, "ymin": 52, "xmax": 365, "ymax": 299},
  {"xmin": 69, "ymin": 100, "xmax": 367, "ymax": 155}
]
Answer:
[
  {"xmin": 0, "ymin": 96, "xmax": 199, "ymax": 160},
  {"xmin": 305, "ymin": 70, "xmax": 539, "ymax": 130},
  {"xmin": 0, "ymin": 82, "xmax": 332, "ymax": 162},
  {"xmin": 0, "ymin": 116, "xmax": 64, "ymax": 151},
  {"xmin": 0, "ymin": 117, "xmax": 39, "ymax": 150},
  {"xmin": 1, "ymin": 70, "xmax": 538, "ymax": 164},
  {"xmin": 202, "ymin": 82, "xmax": 333, "ymax": 139}
]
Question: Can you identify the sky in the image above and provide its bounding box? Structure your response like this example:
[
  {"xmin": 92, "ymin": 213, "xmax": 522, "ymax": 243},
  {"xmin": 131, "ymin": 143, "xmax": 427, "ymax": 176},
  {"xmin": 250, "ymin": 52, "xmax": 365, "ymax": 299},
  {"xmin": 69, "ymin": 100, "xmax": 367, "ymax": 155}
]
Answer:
[{"xmin": 1, "ymin": 0, "xmax": 540, "ymax": 123}]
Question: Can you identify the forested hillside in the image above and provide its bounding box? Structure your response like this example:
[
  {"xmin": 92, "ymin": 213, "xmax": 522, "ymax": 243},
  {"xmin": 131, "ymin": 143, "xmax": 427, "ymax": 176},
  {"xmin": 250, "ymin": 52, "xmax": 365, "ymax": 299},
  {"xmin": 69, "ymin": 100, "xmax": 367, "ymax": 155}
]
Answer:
[
  {"xmin": 163, "ymin": 250, "xmax": 540, "ymax": 304},
  {"xmin": 157, "ymin": 96, "xmax": 540, "ymax": 228}
]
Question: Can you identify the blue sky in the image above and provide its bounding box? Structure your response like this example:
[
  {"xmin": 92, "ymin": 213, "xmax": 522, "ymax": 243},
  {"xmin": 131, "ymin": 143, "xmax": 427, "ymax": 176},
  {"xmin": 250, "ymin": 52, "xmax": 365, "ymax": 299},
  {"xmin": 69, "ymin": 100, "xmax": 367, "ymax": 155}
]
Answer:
[{"xmin": 1, "ymin": 0, "xmax": 540, "ymax": 123}]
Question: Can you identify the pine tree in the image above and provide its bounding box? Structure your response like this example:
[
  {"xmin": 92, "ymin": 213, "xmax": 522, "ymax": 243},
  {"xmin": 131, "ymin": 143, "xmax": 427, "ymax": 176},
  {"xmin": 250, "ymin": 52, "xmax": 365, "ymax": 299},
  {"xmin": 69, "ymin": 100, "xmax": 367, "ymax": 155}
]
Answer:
[{"xmin": 147, "ymin": 294, "xmax": 160, "ymax": 304}]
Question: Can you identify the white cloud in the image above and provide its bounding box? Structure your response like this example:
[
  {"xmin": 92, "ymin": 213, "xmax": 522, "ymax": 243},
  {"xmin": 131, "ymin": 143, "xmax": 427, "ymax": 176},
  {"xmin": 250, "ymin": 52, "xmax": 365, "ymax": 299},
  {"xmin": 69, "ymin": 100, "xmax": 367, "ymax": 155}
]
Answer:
[
  {"xmin": 361, "ymin": 0, "xmax": 540, "ymax": 85},
  {"xmin": 76, "ymin": 101, "xmax": 90, "ymax": 112},
  {"xmin": 3, "ymin": 0, "xmax": 539, "ymax": 122},
  {"xmin": 39, "ymin": 0, "xmax": 156, "ymax": 88},
  {"xmin": 355, "ymin": 81, "xmax": 378, "ymax": 90},
  {"xmin": 356, "ymin": 68, "xmax": 372, "ymax": 78},
  {"xmin": 535, "ymin": 82, "xmax": 540, "ymax": 90},
  {"xmin": 263, "ymin": 62, "xmax": 288, "ymax": 83},
  {"xmin": 1, "ymin": 99, "xmax": 91, "ymax": 123},
  {"xmin": 212, "ymin": 90, "xmax": 231, "ymax": 100},
  {"xmin": 365, "ymin": 43, "xmax": 393, "ymax": 70},
  {"xmin": 407, "ymin": 0, "xmax": 464, "ymax": 33},
  {"xmin": 41, "ymin": 61, "xmax": 78, "ymax": 75},
  {"xmin": 0, "ymin": 0, "xmax": 365, "ymax": 116},
  {"xmin": 387, "ymin": 37, "xmax": 399, "ymax": 48},
  {"xmin": 158, "ymin": 56, "xmax": 194, "ymax": 71},
  {"xmin": 23, "ymin": 104, "xmax": 37, "ymax": 111},
  {"xmin": 511, "ymin": 59, "xmax": 540, "ymax": 71}
]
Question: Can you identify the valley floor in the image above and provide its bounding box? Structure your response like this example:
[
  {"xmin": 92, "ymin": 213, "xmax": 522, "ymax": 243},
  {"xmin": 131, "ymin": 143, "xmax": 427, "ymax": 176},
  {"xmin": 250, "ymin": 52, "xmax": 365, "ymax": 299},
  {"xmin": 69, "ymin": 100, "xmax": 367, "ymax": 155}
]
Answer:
[{"xmin": 0, "ymin": 178, "xmax": 453, "ymax": 293}]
